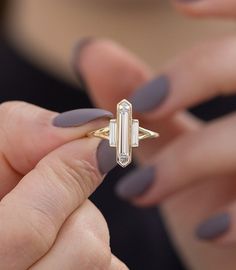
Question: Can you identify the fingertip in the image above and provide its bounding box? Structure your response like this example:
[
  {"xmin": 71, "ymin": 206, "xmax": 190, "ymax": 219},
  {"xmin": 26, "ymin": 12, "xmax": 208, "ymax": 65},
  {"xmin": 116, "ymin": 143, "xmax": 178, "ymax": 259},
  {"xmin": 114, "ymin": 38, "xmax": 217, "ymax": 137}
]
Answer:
[
  {"xmin": 171, "ymin": 0, "xmax": 214, "ymax": 18},
  {"xmin": 196, "ymin": 213, "xmax": 232, "ymax": 243},
  {"xmin": 115, "ymin": 166, "xmax": 156, "ymax": 201}
]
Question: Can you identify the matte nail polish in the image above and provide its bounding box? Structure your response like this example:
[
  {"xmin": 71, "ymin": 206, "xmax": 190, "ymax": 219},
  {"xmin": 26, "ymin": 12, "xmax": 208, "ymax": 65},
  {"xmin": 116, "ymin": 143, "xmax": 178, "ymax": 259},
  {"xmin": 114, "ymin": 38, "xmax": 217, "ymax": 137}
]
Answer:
[
  {"xmin": 196, "ymin": 213, "xmax": 231, "ymax": 240},
  {"xmin": 129, "ymin": 75, "xmax": 170, "ymax": 113},
  {"xmin": 53, "ymin": 108, "xmax": 112, "ymax": 128},
  {"xmin": 97, "ymin": 140, "xmax": 117, "ymax": 174},
  {"xmin": 72, "ymin": 37, "xmax": 95, "ymax": 91},
  {"xmin": 115, "ymin": 166, "xmax": 155, "ymax": 200}
]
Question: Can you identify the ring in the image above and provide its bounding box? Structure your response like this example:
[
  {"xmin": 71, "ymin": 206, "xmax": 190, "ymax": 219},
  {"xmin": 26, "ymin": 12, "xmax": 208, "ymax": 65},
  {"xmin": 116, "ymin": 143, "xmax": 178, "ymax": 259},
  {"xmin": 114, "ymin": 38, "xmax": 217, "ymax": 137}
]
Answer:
[{"xmin": 88, "ymin": 99, "xmax": 159, "ymax": 167}]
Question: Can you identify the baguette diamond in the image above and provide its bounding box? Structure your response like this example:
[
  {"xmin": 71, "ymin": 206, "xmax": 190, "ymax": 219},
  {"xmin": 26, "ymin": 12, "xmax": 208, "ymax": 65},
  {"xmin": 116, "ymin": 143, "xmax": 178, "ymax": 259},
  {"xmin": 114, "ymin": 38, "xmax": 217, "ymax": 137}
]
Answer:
[
  {"xmin": 132, "ymin": 120, "xmax": 139, "ymax": 147},
  {"xmin": 88, "ymin": 99, "xmax": 159, "ymax": 168},
  {"xmin": 117, "ymin": 100, "xmax": 132, "ymax": 167},
  {"xmin": 109, "ymin": 120, "xmax": 117, "ymax": 147}
]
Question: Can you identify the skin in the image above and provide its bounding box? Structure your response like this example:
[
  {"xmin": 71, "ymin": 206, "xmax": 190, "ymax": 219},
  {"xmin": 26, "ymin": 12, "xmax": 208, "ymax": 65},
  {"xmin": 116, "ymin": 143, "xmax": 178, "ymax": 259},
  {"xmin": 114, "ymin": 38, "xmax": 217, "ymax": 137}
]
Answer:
[
  {"xmin": 2, "ymin": 0, "xmax": 236, "ymax": 269},
  {"xmin": 3, "ymin": 0, "xmax": 235, "ymax": 82},
  {"xmin": 73, "ymin": 10, "xmax": 236, "ymax": 270},
  {"xmin": 0, "ymin": 101, "xmax": 127, "ymax": 269}
]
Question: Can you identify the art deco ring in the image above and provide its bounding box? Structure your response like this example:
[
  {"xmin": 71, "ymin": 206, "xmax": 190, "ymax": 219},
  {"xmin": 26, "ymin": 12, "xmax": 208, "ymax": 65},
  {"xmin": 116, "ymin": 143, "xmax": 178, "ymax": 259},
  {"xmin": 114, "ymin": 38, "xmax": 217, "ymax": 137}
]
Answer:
[{"xmin": 88, "ymin": 99, "xmax": 159, "ymax": 167}]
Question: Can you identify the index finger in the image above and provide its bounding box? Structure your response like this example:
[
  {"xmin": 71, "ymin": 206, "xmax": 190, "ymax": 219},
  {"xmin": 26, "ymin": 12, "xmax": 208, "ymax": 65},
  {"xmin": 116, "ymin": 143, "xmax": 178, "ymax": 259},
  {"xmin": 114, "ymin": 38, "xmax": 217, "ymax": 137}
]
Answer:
[
  {"xmin": 73, "ymin": 39, "xmax": 200, "ymax": 162},
  {"xmin": 0, "ymin": 101, "xmax": 113, "ymax": 197}
]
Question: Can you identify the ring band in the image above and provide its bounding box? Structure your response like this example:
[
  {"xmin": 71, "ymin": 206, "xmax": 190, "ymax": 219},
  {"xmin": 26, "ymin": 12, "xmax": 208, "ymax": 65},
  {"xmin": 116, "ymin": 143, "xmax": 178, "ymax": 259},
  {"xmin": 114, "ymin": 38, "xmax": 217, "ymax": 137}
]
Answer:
[{"xmin": 88, "ymin": 99, "xmax": 159, "ymax": 167}]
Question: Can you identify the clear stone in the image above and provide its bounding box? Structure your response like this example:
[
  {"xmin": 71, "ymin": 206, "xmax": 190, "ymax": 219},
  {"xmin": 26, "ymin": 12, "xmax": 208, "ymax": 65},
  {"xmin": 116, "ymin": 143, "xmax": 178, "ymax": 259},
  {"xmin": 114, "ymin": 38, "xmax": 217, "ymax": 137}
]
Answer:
[
  {"xmin": 119, "ymin": 107, "xmax": 129, "ymax": 154},
  {"xmin": 109, "ymin": 120, "xmax": 117, "ymax": 147},
  {"xmin": 132, "ymin": 120, "xmax": 139, "ymax": 147},
  {"xmin": 117, "ymin": 100, "xmax": 132, "ymax": 167},
  {"xmin": 118, "ymin": 154, "xmax": 129, "ymax": 165},
  {"xmin": 120, "ymin": 101, "xmax": 130, "ymax": 111}
]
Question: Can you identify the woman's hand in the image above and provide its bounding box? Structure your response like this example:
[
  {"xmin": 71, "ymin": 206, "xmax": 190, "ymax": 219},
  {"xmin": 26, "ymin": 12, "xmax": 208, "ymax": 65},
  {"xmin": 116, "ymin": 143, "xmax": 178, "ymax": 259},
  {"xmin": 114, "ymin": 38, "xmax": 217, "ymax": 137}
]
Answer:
[
  {"xmin": 72, "ymin": 3, "xmax": 236, "ymax": 267},
  {"xmin": 0, "ymin": 101, "xmax": 126, "ymax": 270}
]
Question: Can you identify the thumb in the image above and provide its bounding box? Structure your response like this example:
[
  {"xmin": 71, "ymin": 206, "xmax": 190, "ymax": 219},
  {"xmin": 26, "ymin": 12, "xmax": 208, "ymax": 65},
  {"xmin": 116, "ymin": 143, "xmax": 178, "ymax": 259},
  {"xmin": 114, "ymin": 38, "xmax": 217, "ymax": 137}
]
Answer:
[{"xmin": 0, "ymin": 101, "xmax": 114, "ymax": 197}]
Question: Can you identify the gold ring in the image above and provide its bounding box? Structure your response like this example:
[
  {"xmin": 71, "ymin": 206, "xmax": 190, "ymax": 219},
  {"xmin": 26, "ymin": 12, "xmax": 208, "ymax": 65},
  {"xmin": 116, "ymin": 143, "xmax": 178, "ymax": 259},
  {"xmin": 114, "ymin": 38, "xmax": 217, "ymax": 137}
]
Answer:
[{"xmin": 88, "ymin": 99, "xmax": 159, "ymax": 167}]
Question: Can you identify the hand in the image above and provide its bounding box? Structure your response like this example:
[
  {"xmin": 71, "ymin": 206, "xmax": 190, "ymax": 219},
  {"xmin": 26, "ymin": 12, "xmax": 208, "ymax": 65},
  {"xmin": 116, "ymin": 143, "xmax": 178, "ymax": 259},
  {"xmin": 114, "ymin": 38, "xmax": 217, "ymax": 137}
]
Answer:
[
  {"xmin": 0, "ymin": 101, "xmax": 127, "ymax": 270},
  {"xmin": 72, "ymin": 3, "xmax": 236, "ymax": 268}
]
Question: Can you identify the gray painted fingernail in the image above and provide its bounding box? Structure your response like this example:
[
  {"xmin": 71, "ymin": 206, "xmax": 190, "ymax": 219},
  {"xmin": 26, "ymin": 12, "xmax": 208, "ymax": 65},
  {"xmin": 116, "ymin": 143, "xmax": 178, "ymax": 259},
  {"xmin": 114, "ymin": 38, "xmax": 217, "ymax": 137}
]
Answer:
[
  {"xmin": 115, "ymin": 166, "xmax": 155, "ymax": 200},
  {"xmin": 72, "ymin": 37, "xmax": 95, "ymax": 91},
  {"xmin": 97, "ymin": 140, "xmax": 117, "ymax": 174},
  {"xmin": 196, "ymin": 213, "xmax": 231, "ymax": 240},
  {"xmin": 53, "ymin": 109, "xmax": 113, "ymax": 128},
  {"xmin": 129, "ymin": 75, "xmax": 170, "ymax": 113}
]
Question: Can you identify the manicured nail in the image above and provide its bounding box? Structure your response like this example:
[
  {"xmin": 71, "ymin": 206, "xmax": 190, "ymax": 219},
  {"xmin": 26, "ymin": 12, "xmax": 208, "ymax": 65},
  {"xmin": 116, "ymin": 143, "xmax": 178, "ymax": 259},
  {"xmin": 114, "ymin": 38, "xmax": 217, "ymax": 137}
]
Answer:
[
  {"xmin": 196, "ymin": 213, "xmax": 231, "ymax": 240},
  {"xmin": 129, "ymin": 75, "xmax": 170, "ymax": 113},
  {"xmin": 72, "ymin": 37, "xmax": 95, "ymax": 91},
  {"xmin": 115, "ymin": 166, "xmax": 155, "ymax": 200},
  {"xmin": 53, "ymin": 108, "xmax": 113, "ymax": 128},
  {"xmin": 97, "ymin": 140, "xmax": 117, "ymax": 174}
]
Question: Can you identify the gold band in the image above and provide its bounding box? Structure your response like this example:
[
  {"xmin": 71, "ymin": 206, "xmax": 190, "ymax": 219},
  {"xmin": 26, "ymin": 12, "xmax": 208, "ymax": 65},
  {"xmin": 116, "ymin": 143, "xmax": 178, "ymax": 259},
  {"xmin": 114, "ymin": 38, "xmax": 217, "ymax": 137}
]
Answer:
[{"xmin": 88, "ymin": 126, "xmax": 159, "ymax": 141}]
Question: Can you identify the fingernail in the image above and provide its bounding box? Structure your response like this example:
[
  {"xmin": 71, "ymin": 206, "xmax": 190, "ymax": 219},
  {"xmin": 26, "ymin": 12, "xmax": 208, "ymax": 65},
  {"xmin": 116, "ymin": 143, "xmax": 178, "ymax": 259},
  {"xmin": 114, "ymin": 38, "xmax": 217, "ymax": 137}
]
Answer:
[
  {"xmin": 72, "ymin": 37, "xmax": 95, "ymax": 91},
  {"xmin": 53, "ymin": 109, "xmax": 113, "ymax": 128},
  {"xmin": 115, "ymin": 166, "xmax": 155, "ymax": 200},
  {"xmin": 129, "ymin": 75, "xmax": 170, "ymax": 113},
  {"xmin": 196, "ymin": 213, "xmax": 231, "ymax": 240},
  {"xmin": 97, "ymin": 140, "xmax": 117, "ymax": 174}
]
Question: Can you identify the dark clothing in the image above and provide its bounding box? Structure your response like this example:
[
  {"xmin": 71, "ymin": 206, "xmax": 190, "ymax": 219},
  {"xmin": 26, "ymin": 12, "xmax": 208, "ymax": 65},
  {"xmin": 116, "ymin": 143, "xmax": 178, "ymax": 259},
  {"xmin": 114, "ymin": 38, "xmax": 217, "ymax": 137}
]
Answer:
[{"xmin": 0, "ymin": 38, "xmax": 235, "ymax": 269}]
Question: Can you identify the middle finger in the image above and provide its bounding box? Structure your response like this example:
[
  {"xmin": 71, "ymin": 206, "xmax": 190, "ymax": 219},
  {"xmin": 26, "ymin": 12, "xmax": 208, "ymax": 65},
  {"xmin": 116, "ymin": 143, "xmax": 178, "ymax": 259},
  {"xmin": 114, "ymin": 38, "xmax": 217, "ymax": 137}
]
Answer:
[
  {"xmin": 73, "ymin": 39, "xmax": 200, "ymax": 161},
  {"xmin": 115, "ymin": 112, "xmax": 236, "ymax": 206}
]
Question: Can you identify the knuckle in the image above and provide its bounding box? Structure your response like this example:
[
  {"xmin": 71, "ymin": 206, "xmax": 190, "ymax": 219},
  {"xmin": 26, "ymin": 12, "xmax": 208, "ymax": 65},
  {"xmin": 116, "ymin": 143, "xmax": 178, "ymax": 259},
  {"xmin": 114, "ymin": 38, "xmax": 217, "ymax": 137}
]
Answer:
[
  {"xmin": 0, "ymin": 101, "xmax": 30, "ymax": 152},
  {"xmin": 63, "ymin": 203, "xmax": 111, "ymax": 269},
  {"xmin": 0, "ymin": 101, "xmax": 27, "ymax": 133},
  {"xmin": 0, "ymin": 101, "xmax": 53, "ymax": 129},
  {"xmin": 111, "ymin": 256, "xmax": 129, "ymax": 270},
  {"xmin": 0, "ymin": 209, "xmax": 54, "ymax": 262},
  {"xmin": 37, "ymin": 155, "xmax": 101, "ymax": 203},
  {"xmin": 0, "ymin": 101, "xmax": 28, "ymax": 120},
  {"xmin": 84, "ymin": 234, "xmax": 112, "ymax": 270}
]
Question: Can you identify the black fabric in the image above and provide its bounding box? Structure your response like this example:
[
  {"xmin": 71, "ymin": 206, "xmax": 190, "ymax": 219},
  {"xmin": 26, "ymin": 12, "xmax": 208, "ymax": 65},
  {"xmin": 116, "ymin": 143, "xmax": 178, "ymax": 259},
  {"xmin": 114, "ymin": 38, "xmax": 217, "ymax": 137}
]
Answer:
[{"xmin": 1, "ymin": 38, "xmax": 235, "ymax": 269}]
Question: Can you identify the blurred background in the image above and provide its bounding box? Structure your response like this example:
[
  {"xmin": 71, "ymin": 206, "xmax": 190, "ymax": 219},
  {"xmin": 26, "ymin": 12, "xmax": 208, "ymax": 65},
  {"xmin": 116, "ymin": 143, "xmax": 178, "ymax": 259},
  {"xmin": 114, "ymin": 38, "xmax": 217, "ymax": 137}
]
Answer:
[
  {"xmin": 0, "ymin": 1, "xmax": 236, "ymax": 84},
  {"xmin": 0, "ymin": 2, "xmax": 236, "ymax": 270}
]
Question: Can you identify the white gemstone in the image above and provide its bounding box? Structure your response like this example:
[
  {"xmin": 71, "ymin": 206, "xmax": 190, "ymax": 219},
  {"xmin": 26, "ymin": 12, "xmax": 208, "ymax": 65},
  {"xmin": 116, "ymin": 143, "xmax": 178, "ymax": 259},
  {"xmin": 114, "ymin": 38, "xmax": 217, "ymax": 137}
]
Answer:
[
  {"xmin": 109, "ymin": 120, "xmax": 117, "ymax": 147},
  {"xmin": 120, "ymin": 101, "xmax": 130, "ymax": 112},
  {"xmin": 117, "ymin": 100, "xmax": 132, "ymax": 167},
  {"xmin": 132, "ymin": 120, "xmax": 139, "ymax": 147},
  {"xmin": 118, "ymin": 154, "xmax": 129, "ymax": 165},
  {"xmin": 119, "ymin": 107, "xmax": 129, "ymax": 155}
]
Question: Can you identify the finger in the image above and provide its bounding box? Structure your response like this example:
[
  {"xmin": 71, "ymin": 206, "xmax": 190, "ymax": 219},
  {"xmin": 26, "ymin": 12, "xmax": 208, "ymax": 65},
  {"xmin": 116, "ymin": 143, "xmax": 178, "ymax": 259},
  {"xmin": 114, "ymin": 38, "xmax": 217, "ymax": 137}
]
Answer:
[
  {"xmin": 73, "ymin": 39, "xmax": 200, "ymax": 160},
  {"xmin": 109, "ymin": 255, "xmax": 129, "ymax": 270},
  {"xmin": 73, "ymin": 38, "xmax": 151, "ymax": 112},
  {"xmin": 0, "ymin": 137, "xmax": 114, "ymax": 270},
  {"xmin": 30, "ymin": 200, "xmax": 112, "ymax": 270},
  {"xmin": 171, "ymin": 0, "xmax": 236, "ymax": 18},
  {"xmin": 115, "ymin": 113, "xmax": 236, "ymax": 206},
  {"xmin": 125, "ymin": 36, "xmax": 236, "ymax": 120},
  {"xmin": 0, "ymin": 101, "xmax": 112, "ymax": 197},
  {"xmin": 195, "ymin": 207, "xmax": 236, "ymax": 244}
]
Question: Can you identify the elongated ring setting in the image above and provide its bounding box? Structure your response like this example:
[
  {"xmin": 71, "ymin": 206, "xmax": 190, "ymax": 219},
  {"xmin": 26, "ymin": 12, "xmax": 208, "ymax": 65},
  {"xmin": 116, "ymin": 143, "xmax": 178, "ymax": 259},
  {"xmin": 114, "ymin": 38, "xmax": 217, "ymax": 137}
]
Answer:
[{"xmin": 89, "ymin": 99, "xmax": 159, "ymax": 167}]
